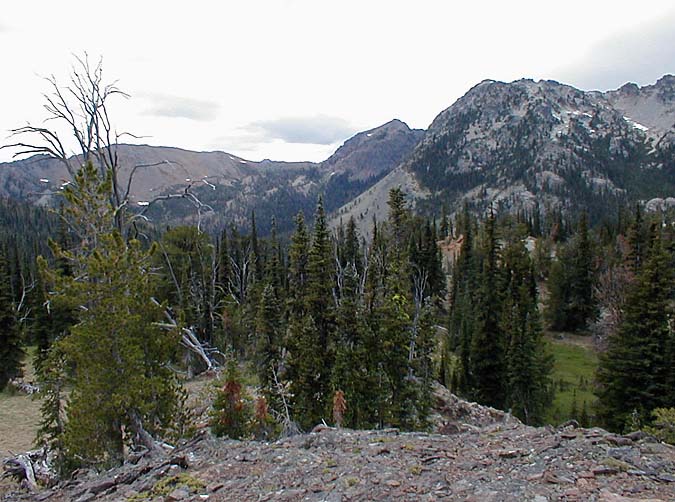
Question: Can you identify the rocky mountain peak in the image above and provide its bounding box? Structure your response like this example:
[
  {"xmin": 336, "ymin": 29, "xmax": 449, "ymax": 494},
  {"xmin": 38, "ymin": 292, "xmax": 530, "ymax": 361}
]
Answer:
[
  {"xmin": 380, "ymin": 75, "xmax": 675, "ymax": 221},
  {"xmin": 320, "ymin": 119, "xmax": 424, "ymax": 182}
]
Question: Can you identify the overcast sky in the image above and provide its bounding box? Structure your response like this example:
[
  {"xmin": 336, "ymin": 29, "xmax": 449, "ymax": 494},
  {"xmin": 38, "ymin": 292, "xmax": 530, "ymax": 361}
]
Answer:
[{"xmin": 1, "ymin": 1, "xmax": 674, "ymax": 163}]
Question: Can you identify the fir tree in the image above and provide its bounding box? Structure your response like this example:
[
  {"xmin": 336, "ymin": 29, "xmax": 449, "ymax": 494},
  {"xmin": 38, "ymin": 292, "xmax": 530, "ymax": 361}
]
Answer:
[
  {"xmin": 597, "ymin": 224, "xmax": 674, "ymax": 431},
  {"xmin": 286, "ymin": 314, "xmax": 325, "ymax": 429},
  {"xmin": 254, "ymin": 283, "xmax": 283, "ymax": 407},
  {"xmin": 218, "ymin": 227, "xmax": 232, "ymax": 298},
  {"xmin": 210, "ymin": 357, "xmax": 252, "ymax": 439},
  {"xmin": 470, "ymin": 209, "xmax": 506, "ymax": 408},
  {"xmin": 331, "ymin": 274, "xmax": 377, "ymax": 428},
  {"xmin": 0, "ymin": 246, "xmax": 23, "ymax": 391},
  {"xmin": 447, "ymin": 206, "xmax": 477, "ymax": 392},
  {"xmin": 501, "ymin": 239, "xmax": 553, "ymax": 425},
  {"xmin": 546, "ymin": 212, "xmax": 596, "ymax": 332},
  {"xmin": 287, "ymin": 212, "xmax": 310, "ymax": 317},
  {"xmin": 300, "ymin": 197, "xmax": 336, "ymax": 424}
]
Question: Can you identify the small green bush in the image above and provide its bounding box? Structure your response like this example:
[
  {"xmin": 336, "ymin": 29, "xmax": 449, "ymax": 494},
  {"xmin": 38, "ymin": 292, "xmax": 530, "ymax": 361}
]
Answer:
[{"xmin": 645, "ymin": 408, "xmax": 675, "ymax": 445}]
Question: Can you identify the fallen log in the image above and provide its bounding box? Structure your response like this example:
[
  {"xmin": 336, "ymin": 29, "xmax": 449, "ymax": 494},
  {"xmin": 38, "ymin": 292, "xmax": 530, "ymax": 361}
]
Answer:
[{"xmin": 2, "ymin": 448, "xmax": 56, "ymax": 491}]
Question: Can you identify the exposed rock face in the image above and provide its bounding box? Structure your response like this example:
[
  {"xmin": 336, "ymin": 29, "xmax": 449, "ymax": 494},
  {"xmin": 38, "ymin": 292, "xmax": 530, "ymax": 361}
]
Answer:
[
  {"xmin": 406, "ymin": 76, "xmax": 675, "ymax": 216},
  {"xmin": 4, "ymin": 392, "xmax": 675, "ymax": 501},
  {"xmin": 335, "ymin": 75, "xmax": 675, "ymax": 232},
  {"xmin": 321, "ymin": 119, "xmax": 424, "ymax": 182}
]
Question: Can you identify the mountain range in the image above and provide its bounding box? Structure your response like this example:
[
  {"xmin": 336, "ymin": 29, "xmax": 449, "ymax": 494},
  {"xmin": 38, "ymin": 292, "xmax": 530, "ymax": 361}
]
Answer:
[{"xmin": 1, "ymin": 75, "xmax": 674, "ymax": 235}]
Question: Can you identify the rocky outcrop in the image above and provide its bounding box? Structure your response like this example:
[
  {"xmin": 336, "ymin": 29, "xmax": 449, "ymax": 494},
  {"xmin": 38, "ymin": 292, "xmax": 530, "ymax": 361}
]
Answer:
[
  {"xmin": 335, "ymin": 75, "xmax": 675, "ymax": 231},
  {"xmin": 4, "ymin": 392, "xmax": 674, "ymax": 502}
]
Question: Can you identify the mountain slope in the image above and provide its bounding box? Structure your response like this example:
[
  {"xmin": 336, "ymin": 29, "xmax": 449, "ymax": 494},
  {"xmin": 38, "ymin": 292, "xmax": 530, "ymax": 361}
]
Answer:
[
  {"xmin": 0, "ymin": 120, "xmax": 423, "ymax": 234},
  {"xmin": 334, "ymin": 76, "xmax": 675, "ymax": 232},
  {"xmin": 321, "ymin": 119, "xmax": 424, "ymax": 182}
]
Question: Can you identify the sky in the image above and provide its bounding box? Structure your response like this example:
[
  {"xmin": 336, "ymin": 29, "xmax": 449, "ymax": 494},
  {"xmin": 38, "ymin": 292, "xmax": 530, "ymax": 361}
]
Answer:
[{"xmin": 1, "ymin": 1, "xmax": 674, "ymax": 164}]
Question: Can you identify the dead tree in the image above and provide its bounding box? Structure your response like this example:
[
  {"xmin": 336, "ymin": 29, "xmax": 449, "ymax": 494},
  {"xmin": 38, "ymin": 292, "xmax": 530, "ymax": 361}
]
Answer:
[{"xmin": 1, "ymin": 54, "xmax": 213, "ymax": 235}]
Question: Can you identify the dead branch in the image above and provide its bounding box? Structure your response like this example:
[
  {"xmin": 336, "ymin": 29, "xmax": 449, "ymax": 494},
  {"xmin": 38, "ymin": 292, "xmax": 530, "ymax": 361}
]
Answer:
[
  {"xmin": 152, "ymin": 298, "xmax": 222, "ymax": 373},
  {"xmin": 271, "ymin": 362, "xmax": 300, "ymax": 437},
  {"xmin": 2, "ymin": 448, "xmax": 55, "ymax": 491}
]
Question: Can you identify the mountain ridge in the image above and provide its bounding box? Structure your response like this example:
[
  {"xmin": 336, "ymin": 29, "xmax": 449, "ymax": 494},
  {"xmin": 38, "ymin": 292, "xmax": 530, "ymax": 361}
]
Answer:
[
  {"xmin": 3, "ymin": 75, "xmax": 675, "ymax": 235},
  {"xmin": 332, "ymin": 74, "xmax": 675, "ymax": 234},
  {"xmin": 0, "ymin": 119, "xmax": 424, "ymax": 233}
]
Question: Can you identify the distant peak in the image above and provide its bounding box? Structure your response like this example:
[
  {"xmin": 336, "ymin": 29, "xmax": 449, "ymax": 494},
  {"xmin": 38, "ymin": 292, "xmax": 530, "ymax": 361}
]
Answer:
[
  {"xmin": 360, "ymin": 119, "xmax": 412, "ymax": 138},
  {"xmin": 617, "ymin": 82, "xmax": 640, "ymax": 95},
  {"xmin": 380, "ymin": 118, "xmax": 411, "ymax": 131},
  {"xmin": 655, "ymin": 74, "xmax": 675, "ymax": 87}
]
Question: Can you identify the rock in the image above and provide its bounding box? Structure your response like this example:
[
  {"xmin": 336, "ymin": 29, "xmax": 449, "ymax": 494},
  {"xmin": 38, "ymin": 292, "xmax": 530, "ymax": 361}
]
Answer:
[
  {"xmin": 593, "ymin": 466, "xmax": 619, "ymax": 476},
  {"xmin": 604, "ymin": 434, "xmax": 635, "ymax": 447},
  {"xmin": 166, "ymin": 487, "xmax": 190, "ymax": 501},
  {"xmin": 206, "ymin": 482, "xmax": 224, "ymax": 492},
  {"xmin": 602, "ymin": 457, "xmax": 634, "ymax": 472},
  {"xmin": 623, "ymin": 431, "xmax": 649, "ymax": 442},
  {"xmin": 88, "ymin": 479, "xmax": 116, "ymax": 494},
  {"xmin": 558, "ymin": 420, "xmax": 580, "ymax": 430},
  {"xmin": 598, "ymin": 489, "xmax": 667, "ymax": 502},
  {"xmin": 4, "ymin": 407, "xmax": 675, "ymax": 502},
  {"xmin": 543, "ymin": 471, "xmax": 573, "ymax": 484},
  {"xmin": 496, "ymin": 449, "xmax": 526, "ymax": 459}
]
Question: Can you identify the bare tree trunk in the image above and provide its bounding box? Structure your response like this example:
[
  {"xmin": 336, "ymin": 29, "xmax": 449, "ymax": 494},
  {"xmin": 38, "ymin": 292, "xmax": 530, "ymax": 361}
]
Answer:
[{"xmin": 127, "ymin": 410, "xmax": 163, "ymax": 455}]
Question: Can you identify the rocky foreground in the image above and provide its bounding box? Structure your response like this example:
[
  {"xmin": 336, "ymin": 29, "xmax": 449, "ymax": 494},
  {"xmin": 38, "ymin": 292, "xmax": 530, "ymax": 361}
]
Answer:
[{"xmin": 3, "ymin": 390, "xmax": 675, "ymax": 501}]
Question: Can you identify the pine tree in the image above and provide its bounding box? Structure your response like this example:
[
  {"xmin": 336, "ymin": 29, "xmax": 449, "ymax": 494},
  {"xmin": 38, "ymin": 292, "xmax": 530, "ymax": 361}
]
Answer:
[
  {"xmin": 501, "ymin": 239, "xmax": 553, "ymax": 425},
  {"xmin": 470, "ymin": 209, "xmax": 506, "ymax": 408},
  {"xmin": 254, "ymin": 283, "xmax": 283, "ymax": 407},
  {"xmin": 597, "ymin": 224, "xmax": 674, "ymax": 431},
  {"xmin": 37, "ymin": 163, "xmax": 184, "ymax": 469},
  {"xmin": 0, "ymin": 246, "xmax": 23, "ymax": 391},
  {"xmin": 31, "ymin": 269, "xmax": 74, "ymax": 374}
]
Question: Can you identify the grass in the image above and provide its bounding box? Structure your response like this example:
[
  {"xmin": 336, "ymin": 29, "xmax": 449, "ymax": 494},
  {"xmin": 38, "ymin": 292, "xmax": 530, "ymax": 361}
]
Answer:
[
  {"xmin": 544, "ymin": 333, "xmax": 599, "ymax": 426},
  {"xmin": 0, "ymin": 390, "xmax": 41, "ymax": 456},
  {"xmin": 0, "ymin": 347, "xmax": 41, "ymax": 456},
  {"xmin": 0, "ymin": 349, "xmax": 41, "ymax": 457}
]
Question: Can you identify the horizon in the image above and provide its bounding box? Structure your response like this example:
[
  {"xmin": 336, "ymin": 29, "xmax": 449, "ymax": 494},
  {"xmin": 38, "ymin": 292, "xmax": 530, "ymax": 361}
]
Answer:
[
  {"xmin": 2, "ymin": 1, "xmax": 674, "ymax": 164},
  {"xmin": 3, "ymin": 73, "xmax": 672, "ymax": 167}
]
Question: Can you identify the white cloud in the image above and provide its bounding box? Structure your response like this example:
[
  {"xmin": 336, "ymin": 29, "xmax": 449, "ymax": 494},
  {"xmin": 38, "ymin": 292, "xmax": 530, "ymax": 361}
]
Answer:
[
  {"xmin": 1, "ymin": 1, "xmax": 675, "ymax": 163},
  {"xmin": 139, "ymin": 93, "xmax": 220, "ymax": 122},
  {"xmin": 557, "ymin": 9, "xmax": 675, "ymax": 90},
  {"xmin": 250, "ymin": 115, "xmax": 357, "ymax": 145}
]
